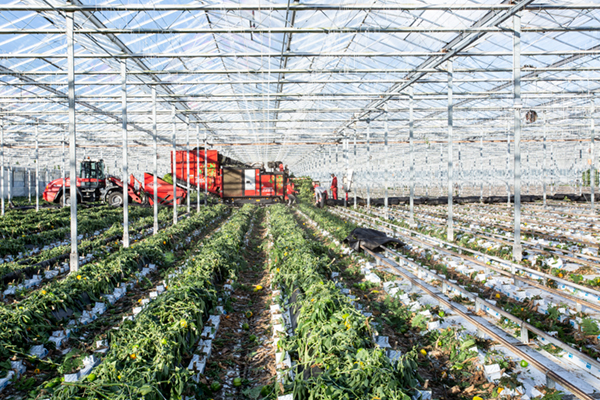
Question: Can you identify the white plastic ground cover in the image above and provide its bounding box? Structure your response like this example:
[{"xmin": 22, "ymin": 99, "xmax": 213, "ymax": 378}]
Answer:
[
  {"xmin": 332, "ymin": 207, "xmax": 600, "ymax": 391},
  {"xmin": 0, "ymin": 215, "xmax": 226, "ymax": 393},
  {"xmin": 393, "ymin": 204, "xmax": 600, "ymax": 266},
  {"xmin": 341, "ymin": 208, "xmax": 600, "ymax": 375},
  {"xmin": 375, "ymin": 252, "xmax": 600, "ymax": 396},
  {"xmin": 343, "ymin": 207, "xmax": 600, "ymax": 315},
  {"xmin": 386, "ymin": 204, "xmax": 600, "ymax": 267}
]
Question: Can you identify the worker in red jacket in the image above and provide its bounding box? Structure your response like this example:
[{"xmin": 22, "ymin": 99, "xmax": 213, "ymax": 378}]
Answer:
[
  {"xmin": 330, "ymin": 173, "xmax": 338, "ymax": 200},
  {"xmin": 285, "ymin": 182, "xmax": 298, "ymax": 206}
]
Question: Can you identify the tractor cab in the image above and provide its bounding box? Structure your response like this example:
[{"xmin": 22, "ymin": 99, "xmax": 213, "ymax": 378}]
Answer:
[{"xmin": 79, "ymin": 159, "xmax": 106, "ymax": 189}]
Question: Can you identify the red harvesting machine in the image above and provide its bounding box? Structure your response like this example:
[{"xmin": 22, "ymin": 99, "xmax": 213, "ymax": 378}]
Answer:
[{"xmin": 171, "ymin": 149, "xmax": 289, "ymax": 204}]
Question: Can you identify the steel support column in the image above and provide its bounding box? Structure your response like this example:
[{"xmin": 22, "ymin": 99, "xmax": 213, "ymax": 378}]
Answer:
[
  {"xmin": 353, "ymin": 127, "xmax": 357, "ymax": 208},
  {"xmin": 447, "ymin": 61, "xmax": 454, "ymax": 241},
  {"xmin": 62, "ymin": 134, "xmax": 66, "ymax": 207},
  {"xmin": 121, "ymin": 61, "xmax": 129, "ymax": 248},
  {"xmin": 152, "ymin": 88, "xmax": 158, "ymax": 234},
  {"xmin": 35, "ymin": 125, "xmax": 39, "ymax": 211},
  {"xmin": 591, "ymin": 102, "xmax": 595, "ymax": 213},
  {"xmin": 384, "ymin": 105, "xmax": 389, "ymax": 217},
  {"xmin": 186, "ymin": 117, "xmax": 190, "ymax": 214},
  {"xmin": 543, "ymin": 112, "xmax": 547, "ymax": 207},
  {"xmin": 409, "ymin": 87, "xmax": 415, "ymax": 226},
  {"xmin": 204, "ymin": 130, "xmax": 207, "ymax": 205},
  {"xmin": 172, "ymin": 107, "xmax": 177, "ymax": 224},
  {"xmin": 367, "ymin": 120, "xmax": 371, "ymax": 208},
  {"xmin": 196, "ymin": 125, "xmax": 200, "ymax": 212},
  {"xmin": 513, "ymin": 14, "xmax": 523, "ymax": 261},
  {"xmin": 0, "ymin": 122, "xmax": 3, "ymax": 216},
  {"xmin": 67, "ymin": 7, "xmax": 78, "ymax": 272}
]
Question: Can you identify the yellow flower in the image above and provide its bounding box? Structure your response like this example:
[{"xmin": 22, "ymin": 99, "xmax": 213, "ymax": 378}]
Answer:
[
  {"xmin": 180, "ymin": 319, "xmax": 188, "ymax": 328},
  {"xmin": 77, "ymin": 275, "xmax": 82, "ymax": 280},
  {"xmin": 284, "ymin": 252, "xmax": 288, "ymax": 256},
  {"xmin": 497, "ymin": 387, "xmax": 504, "ymax": 394},
  {"xmin": 118, "ymin": 375, "xmax": 122, "ymax": 380},
  {"xmin": 130, "ymin": 354, "xmax": 136, "ymax": 360},
  {"xmin": 496, "ymin": 293, "xmax": 500, "ymax": 298},
  {"xmin": 420, "ymin": 349, "xmax": 427, "ymax": 356},
  {"xmin": 473, "ymin": 397, "xmax": 483, "ymax": 400},
  {"xmin": 163, "ymin": 241, "xmax": 166, "ymax": 245},
  {"xmin": 311, "ymin": 298, "xmax": 315, "ymax": 302},
  {"xmin": 41, "ymin": 290, "xmax": 46, "ymax": 295},
  {"xmin": 276, "ymin": 268, "xmax": 280, "ymax": 273}
]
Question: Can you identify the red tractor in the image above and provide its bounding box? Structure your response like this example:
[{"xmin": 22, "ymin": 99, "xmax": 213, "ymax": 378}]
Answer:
[{"xmin": 43, "ymin": 159, "xmax": 186, "ymax": 207}]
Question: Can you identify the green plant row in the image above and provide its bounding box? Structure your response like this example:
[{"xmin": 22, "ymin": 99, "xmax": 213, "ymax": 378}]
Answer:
[
  {"xmin": 0, "ymin": 206, "xmax": 174, "ymax": 291},
  {"xmin": 0, "ymin": 204, "xmax": 117, "ymax": 238},
  {"xmin": 0, "ymin": 201, "xmax": 101, "ymax": 228},
  {"xmin": 0, "ymin": 206, "xmax": 154, "ymax": 258},
  {"xmin": 298, "ymin": 203, "xmax": 356, "ymax": 242},
  {"xmin": 50, "ymin": 205, "xmax": 255, "ymax": 400},
  {"xmin": 268, "ymin": 205, "xmax": 419, "ymax": 400},
  {"xmin": 0, "ymin": 204, "xmax": 231, "ymax": 358},
  {"xmin": 298, "ymin": 204, "xmax": 543, "ymax": 399}
]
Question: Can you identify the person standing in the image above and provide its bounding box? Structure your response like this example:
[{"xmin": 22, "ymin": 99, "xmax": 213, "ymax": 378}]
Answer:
[{"xmin": 330, "ymin": 173, "xmax": 338, "ymax": 200}]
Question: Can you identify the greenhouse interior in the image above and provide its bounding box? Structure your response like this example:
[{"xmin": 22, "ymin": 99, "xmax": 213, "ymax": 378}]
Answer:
[{"xmin": 0, "ymin": 1, "xmax": 599, "ymax": 399}]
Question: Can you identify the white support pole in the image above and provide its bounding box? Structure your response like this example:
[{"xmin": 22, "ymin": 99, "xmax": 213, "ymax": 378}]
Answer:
[
  {"xmin": 196, "ymin": 125, "xmax": 200, "ymax": 212},
  {"xmin": 152, "ymin": 88, "xmax": 158, "ymax": 234},
  {"xmin": 35, "ymin": 125, "xmax": 39, "ymax": 211},
  {"xmin": 353, "ymin": 127, "xmax": 357, "ymax": 208},
  {"xmin": 67, "ymin": 6, "xmax": 78, "ymax": 272},
  {"xmin": 384, "ymin": 105, "xmax": 389, "ymax": 217},
  {"xmin": 409, "ymin": 87, "xmax": 415, "ymax": 226},
  {"xmin": 513, "ymin": 14, "xmax": 522, "ymax": 261},
  {"xmin": 186, "ymin": 117, "xmax": 190, "ymax": 214},
  {"xmin": 0, "ymin": 121, "xmax": 3, "ymax": 216},
  {"xmin": 447, "ymin": 62, "xmax": 454, "ymax": 240},
  {"xmin": 62, "ymin": 133, "xmax": 66, "ymax": 207},
  {"xmin": 172, "ymin": 107, "xmax": 178, "ymax": 224},
  {"xmin": 121, "ymin": 61, "xmax": 129, "ymax": 248},
  {"xmin": 591, "ymin": 102, "xmax": 595, "ymax": 213},
  {"xmin": 366, "ymin": 119, "xmax": 371, "ymax": 208},
  {"xmin": 7, "ymin": 155, "xmax": 11, "ymax": 203},
  {"xmin": 480, "ymin": 136, "xmax": 483, "ymax": 202},
  {"xmin": 344, "ymin": 137, "xmax": 349, "ymax": 207},
  {"xmin": 28, "ymin": 167, "xmax": 31, "ymax": 203},
  {"xmin": 543, "ymin": 112, "xmax": 547, "ymax": 207},
  {"xmin": 204, "ymin": 130, "xmax": 208, "ymax": 205}
]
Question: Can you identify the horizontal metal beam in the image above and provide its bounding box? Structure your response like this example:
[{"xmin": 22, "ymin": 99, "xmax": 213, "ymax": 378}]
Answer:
[
  {"xmin": 5, "ymin": 77, "xmax": 600, "ymax": 86},
  {"xmin": 2, "ymin": 67, "xmax": 600, "ymax": 75},
  {"xmin": 2, "ymin": 26, "xmax": 599, "ymax": 35},
  {"xmin": 4, "ymin": 3, "xmax": 598, "ymax": 11},
  {"xmin": 1, "ymin": 93, "xmax": 596, "ymax": 102},
  {"xmin": 0, "ymin": 104, "xmax": 596, "ymax": 116},
  {"xmin": 2, "ymin": 50, "xmax": 600, "ymax": 59},
  {"xmin": 3, "ymin": 137, "xmax": 592, "ymax": 149}
]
